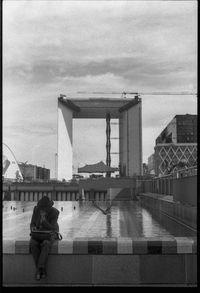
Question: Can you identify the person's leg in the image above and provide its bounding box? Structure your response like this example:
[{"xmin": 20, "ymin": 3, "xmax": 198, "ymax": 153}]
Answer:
[
  {"xmin": 38, "ymin": 239, "xmax": 54, "ymax": 277},
  {"xmin": 30, "ymin": 238, "xmax": 41, "ymax": 280},
  {"xmin": 29, "ymin": 238, "xmax": 41, "ymax": 268}
]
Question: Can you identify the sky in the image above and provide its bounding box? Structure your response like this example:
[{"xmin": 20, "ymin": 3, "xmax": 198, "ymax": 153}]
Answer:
[{"xmin": 3, "ymin": 0, "xmax": 197, "ymax": 178}]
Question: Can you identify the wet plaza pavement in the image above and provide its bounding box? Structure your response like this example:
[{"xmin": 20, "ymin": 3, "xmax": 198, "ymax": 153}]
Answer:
[{"xmin": 3, "ymin": 201, "xmax": 196, "ymax": 240}]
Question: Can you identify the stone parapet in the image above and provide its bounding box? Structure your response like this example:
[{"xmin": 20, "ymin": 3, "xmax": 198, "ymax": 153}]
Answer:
[
  {"xmin": 3, "ymin": 237, "xmax": 197, "ymax": 286},
  {"xmin": 3, "ymin": 237, "xmax": 197, "ymax": 255},
  {"xmin": 139, "ymin": 193, "xmax": 197, "ymax": 229}
]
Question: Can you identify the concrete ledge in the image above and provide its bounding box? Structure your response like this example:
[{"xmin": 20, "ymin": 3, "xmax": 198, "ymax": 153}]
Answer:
[
  {"xmin": 3, "ymin": 238, "xmax": 197, "ymax": 285},
  {"xmin": 3, "ymin": 237, "xmax": 197, "ymax": 255},
  {"xmin": 3, "ymin": 252, "xmax": 197, "ymax": 285}
]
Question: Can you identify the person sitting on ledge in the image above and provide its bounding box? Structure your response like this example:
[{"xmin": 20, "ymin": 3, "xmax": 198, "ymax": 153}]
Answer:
[{"xmin": 29, "ymin": 196, "xmax": 60, "ymax": 281}]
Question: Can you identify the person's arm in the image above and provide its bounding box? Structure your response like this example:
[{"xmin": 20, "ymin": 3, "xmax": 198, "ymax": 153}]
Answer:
[
  {"xmin": 40, "ymin": 210, "xmax": 59, "ymax": 231},
  {"xmin": 30, "ymin": 206, "xmax": 37, "ymax": 231}
]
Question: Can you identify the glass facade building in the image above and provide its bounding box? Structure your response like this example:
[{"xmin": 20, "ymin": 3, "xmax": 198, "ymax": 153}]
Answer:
[{"xmin": 154, "ymin": 114, "xmax": 197, "ymax": 176}]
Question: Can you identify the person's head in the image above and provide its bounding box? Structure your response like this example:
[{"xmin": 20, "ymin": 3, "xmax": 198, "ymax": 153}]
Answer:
[{"xmin": 37, "ymin": 196, "xmax": 54, "ymax": 210}]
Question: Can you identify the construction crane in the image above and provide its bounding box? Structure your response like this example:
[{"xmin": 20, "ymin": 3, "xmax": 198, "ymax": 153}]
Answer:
[{"xmin": 77, "ymin": 91, "xmax": 197, "ymax": 96}]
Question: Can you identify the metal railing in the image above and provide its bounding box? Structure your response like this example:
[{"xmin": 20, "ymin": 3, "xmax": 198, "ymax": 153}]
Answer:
[
  {"xmin": 171, "ymin": 165, "xmax": 197, "ymax": 178},
  {"xmin": 137, "ymin": 165, "xmax": 197, "ymax": 196}
]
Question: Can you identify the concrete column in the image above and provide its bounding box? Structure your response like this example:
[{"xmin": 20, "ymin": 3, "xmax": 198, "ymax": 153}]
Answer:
[
  {"xmin": 39, "ymin": 192, "xmax": 43, "ymax": 200},
  {"xmin": 20, "ymin": 192, "xmax": 25, "ymax": 201},
  {"xmin": 67, "ymin": 192, "xmax": 71, "ymax": 201},
  {"xmin": 51, "ymin": 190, "xmax": 57, "ymax": 201},
  {"xmin": 62, "ymin": 192, "xmax": 66, "ymax": 201},
  {"xmin": 47, "ymin": 192, "xmax": 52, "ymax": 199},
  {"xmin": 90, "ymin": 190, "xmax": 95, "ymax": 201},
  {"xmin": 100, "ymin": 192, "xmax": 104, "ymax": 201},
  {"xmin": 25, "ymin": 193, "xmax": 29, "ymax": 201},
  {"xmin": 32, "ymin": 192, "xmax": 35, "ymax": 200},
  {"xmin": 11, "ymin": 192, "xmax": 15, "ymax": 201},
  {"xmin": 30, "ymin": 192, "xmax": 33, "ymax": 201},
  {"xmin": 105, "ymin": 192, "xmax": 109, "ymax": 201},
  {"xmin": 57, "ymin": 192, "xmax": 61, "ymax": 201},
  {"xmin": 14, "ymin": 190, "xmax": 20, "ymax": 201},
  {"xmin": 71, "ymin": 192, "xmax": 75, "ymax": 201},
  {"xmin": 34, "ymin": 192, "xmax": 38, "ymax": 201},
  {"xmin": 80, "ymin": 188, "xmax": 85, "ymax": 200},
  {"xmin": 58, "ymin": 100, "xmax": 73, "ymax": 181},
  {"xmin": 95, "ymin": 192, "xmax": 99, "ymax": 201},
  {"xmin": 119, "ymin": 100, "xmax": 142, "ymax": 176},
  {"xmin": 119, "ymin": 112, "xmax": 127, "ymax": 176}
]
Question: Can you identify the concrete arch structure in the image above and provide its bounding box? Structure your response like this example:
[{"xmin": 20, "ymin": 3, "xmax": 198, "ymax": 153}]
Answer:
[{"xmin": 57, "ymin": 96, "xmax": 142, "ymax": 181}]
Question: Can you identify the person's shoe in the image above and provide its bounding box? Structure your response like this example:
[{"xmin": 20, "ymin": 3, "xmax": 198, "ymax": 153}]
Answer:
[
  {"xmin": 35, "ymin": 269, "xmax": 41, "ymax": 281},
  {"xmin": 40, "ymin": 268, "xmax": 47, "ymax": 279}
]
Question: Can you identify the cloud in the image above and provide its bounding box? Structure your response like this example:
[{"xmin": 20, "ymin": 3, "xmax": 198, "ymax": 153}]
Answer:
[
  {"xmin": 3, "ymin": 1, "xmax": 197, "ymax": 174},
  {"xmin": 3, "ymin": 0, "xmax": 197, "ymax": 98},
  {"xmin": 3, "ymin": 123, "xmax": 56, "ymax": 138},
  {"xmin": 3, "ymin": 1, "xmax": 197, "ymax": 67},
  {"xmin": 3, "ymin": 54, "xmax": 197, "ymax": 93}
]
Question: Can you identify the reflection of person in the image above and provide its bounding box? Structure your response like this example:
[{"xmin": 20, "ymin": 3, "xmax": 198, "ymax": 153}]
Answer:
[
  {"xmin": 29, "ymin": 196, "xmax": 60, "ymax": 280},
  {"xmin": 92, "ymin": 200, "xmax": 112, "ymax": 215}
]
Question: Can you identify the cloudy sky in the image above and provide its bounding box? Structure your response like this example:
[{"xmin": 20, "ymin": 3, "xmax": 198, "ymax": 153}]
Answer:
[{"xmin": 3, "ymin": 0, "xmax": 197, "ymax": 177}]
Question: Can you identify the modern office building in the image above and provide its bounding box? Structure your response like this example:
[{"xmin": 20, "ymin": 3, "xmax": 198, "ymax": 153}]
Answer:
[
  {"xmin": 57, "ymin": 96, "xmax": 142, "ymax": 180},
  {"xmin": 156, "ymin": 114, "xmax": 197, "ymax": 145},
  {"xmin": 154, "ymin": 114, "xmax": 197, "ymax": 176},
  {"xmin": 19, "ymin": 163, "xmax": 50, "ymax": 181}
]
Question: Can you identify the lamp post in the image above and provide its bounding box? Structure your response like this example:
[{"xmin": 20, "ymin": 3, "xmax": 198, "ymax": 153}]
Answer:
[
  {"xmin": 55, "ymin": 153, "xmax": 58, "ymax": 180},
  {"xmin": 106, "ymin": 113, "xmax": 111, "ymax": 177}
]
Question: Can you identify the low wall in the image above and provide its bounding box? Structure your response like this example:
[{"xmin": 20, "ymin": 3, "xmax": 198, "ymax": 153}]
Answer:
[
  {"xmin": 79, "ymin": 177, "xmax": 136, "ymax": 190},
  {"xmin": 3, "ymin": 182, "xmax": 79, "ymax": 201},
  {"xmin": 3, "ymin": 238, "xmax": 197, "ymax": 286},
  {"xmin": 2, "ymin": 182, "xmax": 107, "ymax": 202},
  {"xmin": 139, "ymin": 193, "xmax": 197, "ymax": 230},
  {"xmin": 138, "ymin": 175, "xmax": 197, "ymax": 207},
  {"xmin": 173, "ymin": 176, "xmax": 197, "ymax": 206}
]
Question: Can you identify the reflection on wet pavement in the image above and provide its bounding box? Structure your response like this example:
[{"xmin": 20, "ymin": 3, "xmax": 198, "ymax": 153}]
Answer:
[{"xmin": 3, "ymin": 201, "xmax": 196, "ymax": 240}]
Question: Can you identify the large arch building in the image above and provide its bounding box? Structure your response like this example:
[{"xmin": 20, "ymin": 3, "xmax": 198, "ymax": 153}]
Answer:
[{"xmin": 57, "ymin": 96, "xmax": 142, "ymax": 180}]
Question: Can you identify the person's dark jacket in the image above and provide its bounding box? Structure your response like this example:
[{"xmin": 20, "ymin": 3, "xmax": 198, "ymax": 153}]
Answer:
[{"xmin": 30, "ymin": 196, "xmax": 59, "ymax": 232}]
